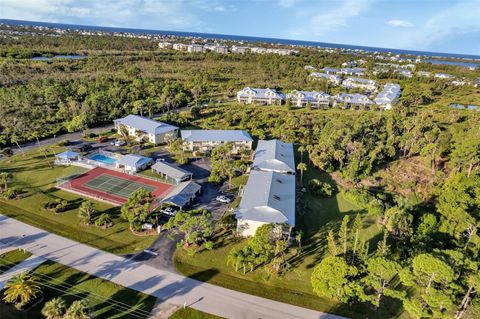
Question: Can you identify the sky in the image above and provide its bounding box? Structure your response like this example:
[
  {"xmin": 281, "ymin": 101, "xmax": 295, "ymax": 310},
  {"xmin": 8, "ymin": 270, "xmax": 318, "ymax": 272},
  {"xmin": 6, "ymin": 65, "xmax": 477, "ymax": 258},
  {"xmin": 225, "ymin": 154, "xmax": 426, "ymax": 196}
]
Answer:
[{"xmin": 1, "ymin": 0, "xmax": 480, "ymax": 55}]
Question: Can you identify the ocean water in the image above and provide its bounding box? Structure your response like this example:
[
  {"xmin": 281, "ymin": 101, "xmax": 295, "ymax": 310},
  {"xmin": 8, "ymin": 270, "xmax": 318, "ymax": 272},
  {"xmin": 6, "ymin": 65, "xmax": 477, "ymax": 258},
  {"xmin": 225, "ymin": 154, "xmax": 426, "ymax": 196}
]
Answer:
[
  {"xmin": 2, "ymin": 18, "xmax": 480, "ymax": 60},
  {"xmin": 424, "ymin": 59, "xmax": 478, "ymax": 69}
]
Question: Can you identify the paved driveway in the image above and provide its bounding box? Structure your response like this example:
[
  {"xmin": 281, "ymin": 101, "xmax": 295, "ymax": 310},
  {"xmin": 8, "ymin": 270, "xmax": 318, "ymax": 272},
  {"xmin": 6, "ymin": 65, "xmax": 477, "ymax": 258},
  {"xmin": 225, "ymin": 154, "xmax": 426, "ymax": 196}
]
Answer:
[{"xmin": 0, "ymin": 215, "xmax": 346, "ymax": 319}]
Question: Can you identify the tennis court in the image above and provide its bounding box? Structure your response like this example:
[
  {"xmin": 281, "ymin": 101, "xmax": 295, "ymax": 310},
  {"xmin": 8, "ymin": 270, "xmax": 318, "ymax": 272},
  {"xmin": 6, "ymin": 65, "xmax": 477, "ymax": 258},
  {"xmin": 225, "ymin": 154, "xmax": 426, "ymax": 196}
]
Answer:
[
  {"xmin": 58, "ymin": 167, "xmax": 173, "ymax": 206},
  {"xmin": 84, "ymin": 174, "xmax": 156, "ymax": 199}
]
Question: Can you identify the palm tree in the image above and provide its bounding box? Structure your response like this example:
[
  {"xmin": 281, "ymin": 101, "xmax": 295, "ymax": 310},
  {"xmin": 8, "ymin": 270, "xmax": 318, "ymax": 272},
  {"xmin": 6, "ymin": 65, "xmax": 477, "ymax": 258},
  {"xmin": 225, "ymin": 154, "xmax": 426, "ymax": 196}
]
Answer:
[
  {"xmin": 3, "ymin": 272, "xmax": 42, "ymax": 310},
  {"xmin": 41, "ymin": 297, "xmax": 66, "ymax": 319},
  {"xmin": 65, "ymin": 299, "xmax": 91, "ymax": 319},
  {"xmin": 295, "ymin": 230, "xmax": 304, "ymax": 249},
  {"xmin": 227, "ymin": 248, "xmax": 240, "ymax": 272},
  {"xmin": 297, "ymin": 162, "xmax": 307, "ymax": 185},
  {"xmin": 118, "ymin": 124, "xmax": 130, "ymax": 145},
  {"xmin": 0, "ymin": 172, "xmax": 10, "ymax": 191},
  {"xmin": 298, "ymin": 145, "xmax": 305, "ymax": 163},
  {"xmin": 78, "ymin": 200, "xmax": 96, "ymax": 225}
]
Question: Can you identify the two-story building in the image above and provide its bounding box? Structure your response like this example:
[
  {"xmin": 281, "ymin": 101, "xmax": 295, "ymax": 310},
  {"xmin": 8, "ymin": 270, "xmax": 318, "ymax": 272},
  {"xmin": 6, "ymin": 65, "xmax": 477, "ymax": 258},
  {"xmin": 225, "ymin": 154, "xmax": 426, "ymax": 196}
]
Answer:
[
  {"xmin": 309, "ymin": 72, "xmax": 342, "ymax": 86},
  {"xmin": 236, "ymin": 87, "xmax": 285, "ymax": 105},
  {"xmin": 286, "ymin": 90, "xmax": 331, "ymax": 108},
  {"xmin": 181, "ymin": 130, "xmax": 253, "ymax": 154},
  {"xmin": 113, "ymin": 115, "xmax": 179, "ymax": 145},
  {"xmin": 374, "ymin": 83, "xmax": 401, "ymax": 110},
  {"xmin": 342, "ymin": 77, "xmax": 379, "ymax": 91},
  {"xmin": 334, "ymin": 93, "xmax": 374, "ymax": 109}
]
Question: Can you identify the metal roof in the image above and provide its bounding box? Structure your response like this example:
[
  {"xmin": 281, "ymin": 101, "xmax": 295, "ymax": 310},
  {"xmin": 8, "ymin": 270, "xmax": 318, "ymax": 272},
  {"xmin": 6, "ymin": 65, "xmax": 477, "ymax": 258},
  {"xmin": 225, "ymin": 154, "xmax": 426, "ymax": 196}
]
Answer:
[
  {"xmin": 236, "ymin": 170, "xmax": 295, "ymax": 226},
  {"xmin": 117, "ymin": 154, "xmax": 153, "ymax": 168},
  {"xmin": 236, "ymin": 87, "xmax": 285, "ymax": 100},
  {"xmin": 375, "ymin": 83, "xmax": 401, "ymax": 104},
  {"xmin": 161, "ymin": 181, "xmax": 201, "ymax": 208},
  {"xmin": 181, "ymin": 130, "xmax": 253, "ymax": 143},
  {"xmin": 336, "ymin": 93, "xmax": 373, "ymax": 105},
  {"xmin": 114, "ymin": 115, "xmax": 178, "ymax": 136},
  {"xmin": 252, "ymin": 140, "xmax": 295, "ymax": 174},
  {"xmin": 151, "ymin": 161, "xmax": 192, "ymax": 180},
  {"xmin": 286, "ymin": 90, "xmax": 330, "ymax": 102},
  {"xmin": 56, "ymin": 150, "xmax": 79, "ymax": 159}
]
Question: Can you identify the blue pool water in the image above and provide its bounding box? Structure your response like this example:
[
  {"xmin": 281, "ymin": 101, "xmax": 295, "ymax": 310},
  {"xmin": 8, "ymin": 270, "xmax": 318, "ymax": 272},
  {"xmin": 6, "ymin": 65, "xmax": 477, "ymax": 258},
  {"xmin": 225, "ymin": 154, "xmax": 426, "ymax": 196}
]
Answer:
[{"xmin": 90, "ymin": 154, "xmax": 117, "ymax": 165}]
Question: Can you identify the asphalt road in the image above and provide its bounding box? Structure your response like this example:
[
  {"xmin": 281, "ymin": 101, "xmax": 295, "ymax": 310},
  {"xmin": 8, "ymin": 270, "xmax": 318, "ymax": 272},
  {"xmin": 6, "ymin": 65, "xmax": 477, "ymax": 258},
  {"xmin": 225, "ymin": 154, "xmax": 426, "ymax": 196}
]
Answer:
[{"xmin": 0, "ymin": 215, "xmax": 346, "ymax": 319}]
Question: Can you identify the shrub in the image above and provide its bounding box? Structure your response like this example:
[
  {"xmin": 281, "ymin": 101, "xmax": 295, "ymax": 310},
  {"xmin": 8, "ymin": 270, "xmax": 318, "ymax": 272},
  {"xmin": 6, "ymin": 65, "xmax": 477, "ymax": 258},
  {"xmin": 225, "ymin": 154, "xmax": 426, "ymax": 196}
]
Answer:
[
  {"xmin": 87, "ymin": 132, "xmax": 97, "ymax": 138},
  {"xmin": 308, "ymin": 179, "xmax": 334, "ymax": 197},
  {"xmin": 1, "ymin": 147, "xmax": 13, "ymax": 157},
  {"xmin": 95, "ymin": 213, "xmax": 113, "ymax": 229},
  {"xmin": 2, "ymin": 188, "xmax": 18, "ymax": 199},
  {"xmin": 42, "ymin": 199, "xmax": 68, "ymax": 213},
  {"xmin": 57, "ymin": 140, "xmax": 70, "ymax": 146}
]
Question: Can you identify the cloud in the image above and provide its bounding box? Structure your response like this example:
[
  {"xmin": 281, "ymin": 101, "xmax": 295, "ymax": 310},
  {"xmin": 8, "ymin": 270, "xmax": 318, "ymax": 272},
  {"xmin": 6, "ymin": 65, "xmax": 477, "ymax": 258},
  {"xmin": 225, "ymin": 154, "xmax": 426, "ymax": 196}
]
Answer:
[
  {"xmin": 288, "ymin": 0, "xmax": 375, "ymax": 37},
  {"xmin": 0, "ymin": 0, "xmax": 203, "ymax": 30},
  {"xmin": 386, "ymin": 19, "xmax": 414, "ymax": 28}
]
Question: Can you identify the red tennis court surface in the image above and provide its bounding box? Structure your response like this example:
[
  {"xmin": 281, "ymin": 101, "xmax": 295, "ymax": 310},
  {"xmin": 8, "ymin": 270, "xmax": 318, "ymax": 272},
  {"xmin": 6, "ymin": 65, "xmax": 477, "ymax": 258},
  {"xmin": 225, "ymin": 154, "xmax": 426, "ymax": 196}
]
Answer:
[{"xmin": 59, "ymin": 167, "xmax": 173, "ymax": 206}]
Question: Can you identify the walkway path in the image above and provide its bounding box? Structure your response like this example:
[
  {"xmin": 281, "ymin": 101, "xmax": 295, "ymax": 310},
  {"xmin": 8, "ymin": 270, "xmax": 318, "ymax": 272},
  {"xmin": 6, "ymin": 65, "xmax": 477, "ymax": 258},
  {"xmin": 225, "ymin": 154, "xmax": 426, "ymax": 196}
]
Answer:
[
  {"xmin": 0, "ymin": 215, "xmax": 346, "ymax": 319},
  {"xmin": 0, "ymin": 255, "xmax": 45, "ymax": 290}
]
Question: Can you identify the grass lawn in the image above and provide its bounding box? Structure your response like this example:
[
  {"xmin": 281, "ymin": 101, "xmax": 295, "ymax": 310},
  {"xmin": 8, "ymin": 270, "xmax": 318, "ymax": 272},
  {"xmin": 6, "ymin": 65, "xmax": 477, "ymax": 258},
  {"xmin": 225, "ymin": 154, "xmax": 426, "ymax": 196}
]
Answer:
[
  {"xmin": 0, "ymin": 146, "xmax": 156, "ymax": 255},
  {"xmin": 0, "ymin": 249, "xmax": 32, "ymax": 274},
  {"xmin": 0, "ymin": 260, "xmax": 156, "ymax": 319},
  {"xmin": 170, "ymin": 307, "xmax": 223, "ymax": 319},
  {"xmin": 174, "ymin": 150, "xmax": 406, "ymax": 319}
]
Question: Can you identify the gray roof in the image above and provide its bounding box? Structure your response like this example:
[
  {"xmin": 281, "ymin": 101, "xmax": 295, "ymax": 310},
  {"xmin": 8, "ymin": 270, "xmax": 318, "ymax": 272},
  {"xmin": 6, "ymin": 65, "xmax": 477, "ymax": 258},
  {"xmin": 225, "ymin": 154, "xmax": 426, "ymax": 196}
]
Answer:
[
  {"xmin": 114, "ymin": 115, "xmax": 178, "ymax": 136},
  {"xmin": 162, "ymin": 181, "xmax": 201, "ymax": 208},
  {"xmin": 343, "ymin": 77, "xmax": 377, "ymax": 84},
  {"xmin": 237, "ymin": 87, "xmax": 285, "ymax": 100},
  {"xmin": 117, "ymin": 154, "xmax": 153, "ymax": 167},
  {"xmin": 309, "ymin": 72, "xmax": 341, "ymax": 82},
  {"xmin": 322, "ymin": 67, "xmax": 340, "ymax": 73},
  {"xmin": 181, "ymin": 130, "xmax": 253, "ymax": 143},
  {"xmin": 375, "ymin": 83, "xmax": 401, "ymax": 104},
  {"xmin": 286, "ymin": 90, "xmax": 330, "ymax": 102},
  {"xmin": 151, "ymin": 161, "xmax": 192, "ymax": 180},
  {"xmin": 252, "ymin": 140, "xmax": 295, "ymax": 174},
  {"xmin": 236, "ymin": 170, "xmax": 295, "ymax": 226},
  {"xmin": 336, "ymin": 93, "xmax": 373, "ymax": 105}
]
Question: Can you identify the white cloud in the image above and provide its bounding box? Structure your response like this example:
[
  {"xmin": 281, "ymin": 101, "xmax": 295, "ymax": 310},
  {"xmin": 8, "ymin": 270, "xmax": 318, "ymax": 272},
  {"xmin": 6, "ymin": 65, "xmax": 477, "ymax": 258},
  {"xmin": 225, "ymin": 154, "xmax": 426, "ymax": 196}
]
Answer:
[
  {"xmin": 386, "ymin": 19, "xmax": 414, "ymax": 28},
  {"xmin": 0, "ymin": 0, "xmax": 202, "ymax": 30}
]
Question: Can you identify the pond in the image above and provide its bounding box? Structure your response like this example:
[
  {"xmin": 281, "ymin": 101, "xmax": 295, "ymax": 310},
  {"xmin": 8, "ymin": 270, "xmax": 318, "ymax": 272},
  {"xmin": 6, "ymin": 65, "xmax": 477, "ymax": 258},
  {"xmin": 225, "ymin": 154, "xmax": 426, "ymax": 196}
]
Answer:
[
  {"xmin": 31, "ymin": 55, "xmax": 87, "ymax": 61},
  {"xmin": 425, "ymin": 59, "xmax": 478, "ymax": 69}
]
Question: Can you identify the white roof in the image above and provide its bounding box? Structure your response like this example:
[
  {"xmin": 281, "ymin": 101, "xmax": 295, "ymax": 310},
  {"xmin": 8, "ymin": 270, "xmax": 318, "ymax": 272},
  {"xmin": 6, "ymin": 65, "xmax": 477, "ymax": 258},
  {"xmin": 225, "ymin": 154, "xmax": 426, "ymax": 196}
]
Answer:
[
  {"xmin": 252, "ymin": 140, "xmax": 295, "ymax": 174},
  {"xmin": 237, "ymin": 87, "xmax": 285, "ymax": 100},
  {"xmin": 236, "ymin": 170, "xmax": 295, "ymax": 226},
  {"xmin": 117, "ymin": 154, "xmax": 153, "ymax": 167},
  {"xmin": 181, "ymin": 130, "xmax": 253, "ymax": 142},
  {"xmin": 151, "ymin": 161, "xmax": 192, "ymax": 180},
  {"xmin": 336, "ymin": 93, "xmax": 373, "ymax": 105},
  {"xmin": 286, "ymin": 90, "xmax": 330, "ymax": 101},
  {"xmin": 375, "ymin": 83, "xmax": 401, "ymax": 104},
  {"xmin": 114, "ymin": 115, "xmax": 178, "ymax": 136}
]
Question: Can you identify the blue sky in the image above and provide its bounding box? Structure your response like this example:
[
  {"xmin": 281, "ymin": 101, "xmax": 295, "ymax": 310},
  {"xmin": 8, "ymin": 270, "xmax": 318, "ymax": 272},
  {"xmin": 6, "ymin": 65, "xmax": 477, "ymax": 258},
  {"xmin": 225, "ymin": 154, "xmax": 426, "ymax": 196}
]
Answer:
[{"xmin": 1, "ymin": 0, "xmax": 480, "ymax": 55}]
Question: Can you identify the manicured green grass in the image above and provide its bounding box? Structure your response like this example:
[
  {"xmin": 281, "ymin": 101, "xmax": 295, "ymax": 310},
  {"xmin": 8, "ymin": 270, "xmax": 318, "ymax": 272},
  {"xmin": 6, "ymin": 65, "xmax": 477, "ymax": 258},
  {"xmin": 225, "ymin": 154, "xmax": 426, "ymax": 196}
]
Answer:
[
  {"xmin": 174, "ymin": 150, "xmax": 404, "ymax": 319},
  {"xmin": 0, "ymin": 260, "xmax": 156, "ymax": 319},
  {"xmin": 0, "ymin": 249, "xmax": 32, "ymax": 274},
  {"xmin": 170, "ymin": 307, "xmax": 223, "ymax": 319},
  {"xmin": 0, "ymin": 147, "xmax": 156, "ymax": 254}
]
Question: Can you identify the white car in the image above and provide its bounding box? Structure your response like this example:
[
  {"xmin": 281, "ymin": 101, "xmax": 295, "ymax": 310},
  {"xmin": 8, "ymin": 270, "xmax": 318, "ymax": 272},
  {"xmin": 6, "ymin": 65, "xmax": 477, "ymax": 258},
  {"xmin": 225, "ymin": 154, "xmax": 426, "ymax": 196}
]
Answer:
[
  {"xmin": 215, "ymin": 195, "xmax": 231, "ymax": 204},
  {"xmin": 114, "ymin": 140, "xmax": 126, "ymax": 147},
  {"xmin": 161, "ymin": 207, "xmax": 177, "ymax": 216}
]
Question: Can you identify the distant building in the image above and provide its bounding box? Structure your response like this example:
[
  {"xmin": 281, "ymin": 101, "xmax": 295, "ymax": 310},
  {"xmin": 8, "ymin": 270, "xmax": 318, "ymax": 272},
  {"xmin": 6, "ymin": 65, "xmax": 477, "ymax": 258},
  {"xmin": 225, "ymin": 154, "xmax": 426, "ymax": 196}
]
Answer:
[
  {"xmin": 374, "ymin": 83, "xmax": 401, "ymax": 110},
  {"xmin": 151, "ymin": 161, "xmax": 192, "ymax": 185},
  {"xmin": 417, "ymin": 71, "xmax": 432, "ymax": 77},
  {"xmin": 286, "ymin": 90, "xmax": 331, "ymax": 108},
  {"xmin": 304, "ymin": 65, "xmax": 317, "ymax": 71},
  {"xmin": 158, "ymin": 41, "xmax": 173, "ymax": 49},
  {"xmin": 340, "ymin": 67, "xmax": 366, "ymax": 76},
  {"xmin": 342, "ymin": 77, "xmax": 378, "ymax": 91},
  {"xmin": 474, "ymin": 77, "xmax": 480, "ymax": 88},
  {"xmin": 435, "ymin": 73, "xmax": 454, "ymax": 80},
  {"xmin": 172, "ymin": 43, "xmax": 188, "ymax": 51},
  {"xmin": 309, "ymin": 72, "xmax": 342, "ymax": 85},
  {"xmin": 236, "ymin": 87, "xmax": 285, "ymax": 105},
  {"xmin": 342, "ymin": 61, "xmax": 358, "ymax": 67},
  {"xmin": 187, "ymin": 44, "xmax": 206, "ymax": 53},
  {"xmin": 236, "ymin": 139, "xmax": 295, "ymax": 237},
  {"xmin": 181, "ymin": 130, "xmax": 253, "ymax": 153},
  {"xmin": 452, "ymin": 79, "xmax": 469, "ymax": 86},
  {"xmin": 322, "ymin": 67, "xmax": 340, "ymax": 74},
  {"xmin": 334, "ymin": 93, "xmax": 374, "ymax": 109},
  {"xmin": 231, "ymin": 46, "xmax": 249, "ymax": 54},
  {"xmin": 396, "ymin": 69, "xmax": 413, "ymax": 78},
  {"xmin": 113, "ymin": 115, "xmax": 179, "ymax": 145},
  {"xmin": 205, "ymin": 44, "xmax": 228, "ymax": 54}
]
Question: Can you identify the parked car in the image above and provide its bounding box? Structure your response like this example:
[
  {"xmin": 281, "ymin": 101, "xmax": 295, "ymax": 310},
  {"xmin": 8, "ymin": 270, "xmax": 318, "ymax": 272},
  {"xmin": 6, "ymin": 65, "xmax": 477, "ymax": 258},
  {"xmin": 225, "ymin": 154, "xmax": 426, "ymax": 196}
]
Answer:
[
  {"xmin": 98, "ymin": 136, "xmax": 108, "ymax": 143},
  {"xmin": 160, "ymin": 206, "xmax": 178, "ymax": 217},
  {"xmin": 215, "ymin": 195, "xmax": 231, "ymax": 204},
  {"xmin": 111, "ymin": 140, "xmax": 126, "ymax": 147}
]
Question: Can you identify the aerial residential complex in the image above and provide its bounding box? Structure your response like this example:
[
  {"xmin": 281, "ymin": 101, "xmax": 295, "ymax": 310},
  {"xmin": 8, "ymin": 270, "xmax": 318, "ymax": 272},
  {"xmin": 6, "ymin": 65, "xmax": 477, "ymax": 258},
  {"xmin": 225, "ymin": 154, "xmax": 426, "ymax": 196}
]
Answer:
[
  {"xmin": 181, "ymin": 130, "xmax": 253, "ymax": 153},
  {"xmin": 236, "ymin": 139, "xmax": 296, "ymax": 237},
  {"xmin": 114, "ymin": 115, "xmax": 179, "ymax": 145},
  {"xmin": 236, "ymin": 87, "xmax": 285, "ymax": 105},
  {"xmin": 374, "ymin": 83, "xmax": 402, "ymax": 110},
  {"xmin": 342, "ymin": 77, "xmax": 379, "ymax": 91},
  {"xmin": 309, "ymin": 72, "xmax": 342, "ymax": 85},
  {"xmin": 286, "ymin": 90, "xmax": 331, "ymax": 108}
]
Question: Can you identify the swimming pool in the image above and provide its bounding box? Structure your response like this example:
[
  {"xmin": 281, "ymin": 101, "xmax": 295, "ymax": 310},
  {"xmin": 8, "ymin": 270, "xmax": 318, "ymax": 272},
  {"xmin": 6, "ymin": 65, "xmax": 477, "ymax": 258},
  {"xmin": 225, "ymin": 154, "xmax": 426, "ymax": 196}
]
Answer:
[{"xmin": 90, "ymin": 154, "xmax": 117, "ymax": 165}]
